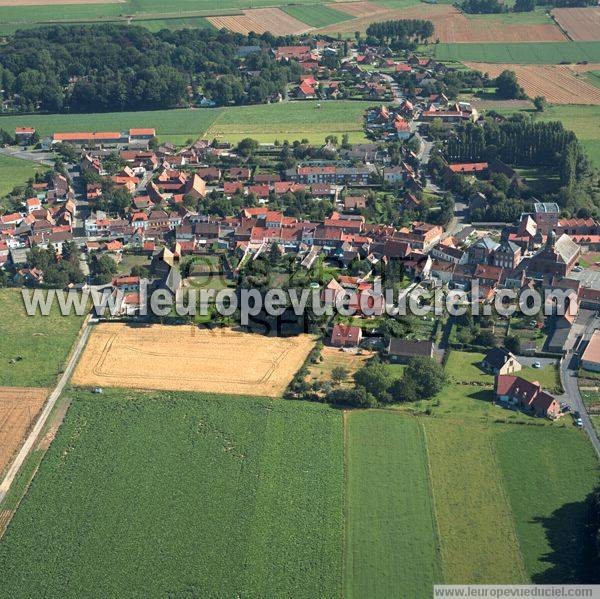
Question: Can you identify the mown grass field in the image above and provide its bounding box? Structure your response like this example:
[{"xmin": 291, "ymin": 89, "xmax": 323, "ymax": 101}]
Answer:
[
  {"xmin": 434, "ymin": 41, "xmax": 600, "ymax": 64},
  {"xmin": 205, "ymin": 101, "xmax": 372, "ymax": 144},
  {"xmin": 0, "ymin": 154, "xmax": 47, "ymax": 197},
  {"xmin": 494, "ymin": 426, "xmax": 599, "ymax": 582},
  {"xmin": 345, "ymin": 412, "xmax": 441, "ymax": 598},
  {"xmin": 283, "ymin": 4, "xmax": 351, "ymax": 28},
  {"xmin": 423, "ymin": 420, "xmax": 527, "ymax": 584},
  {"xmin": 0, "ymin": 101, "xmax": 372, "ymax": 146},
  {"xmin": 0, "ymin": 289, "xmax": 86, "ymax": 388},
  {"xmin": 0, "ymin": 389, "xmax": 344, "ymax": 597}
]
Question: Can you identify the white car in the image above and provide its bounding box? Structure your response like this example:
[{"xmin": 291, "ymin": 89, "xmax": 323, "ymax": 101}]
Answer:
[{"xmin": 532, "ymin": 361, "xmax": 541, "ymax": 369}]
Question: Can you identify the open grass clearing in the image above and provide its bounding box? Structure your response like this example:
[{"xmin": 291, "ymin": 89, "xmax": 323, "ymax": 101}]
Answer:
[
  {"xmin": 0, "ymin": 289, "xmax": 86, "ymax": 388},
  {"xmin": 283, "ymin": 4, "xmax": 352, "ymax": 27}
]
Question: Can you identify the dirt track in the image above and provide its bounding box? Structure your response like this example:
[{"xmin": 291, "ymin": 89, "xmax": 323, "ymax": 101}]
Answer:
[{"xmin": 72, "ymin": 324, "xmax": 316, "ymax": 397}]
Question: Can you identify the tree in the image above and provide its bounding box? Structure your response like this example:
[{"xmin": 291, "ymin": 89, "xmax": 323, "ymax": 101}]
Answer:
[
  {"xmin": 90, "ymin": 254, "xmax": 117, "ymax": 284},
  {"xmin": 533, "ymin": 95, "xmax": 547, "ymax": 112},
  {"xmin": 331, "ymin": 366, "xmax": 349, "ymax": 385},
  {"xmin": 504, "ymin": 335, "xmax": 521, "ymax": 355},
  {"xmin": 327, "ymin": 387, "xmax": 377, "ymax": 408},
  {"xmin": 475, "ymin": 329, "xmax": 497, "ymax": 347},
  {"xmin": 495, "ymin": 70, "xmax": 525, "ymax": 99},
  {"xmin": 353, "ymin": 362, "xmax": 395, "ymax": 403},
  {"xmin": 403, "ymin": 357, "xmax": 445, "ymax": 399},
  {"xmin": 237, "ymin": 137, "xmax": 259, "ymax": 158},
  {"xmin": 514, "ymin": 0, "xmax": 535, "ymax": 11}
]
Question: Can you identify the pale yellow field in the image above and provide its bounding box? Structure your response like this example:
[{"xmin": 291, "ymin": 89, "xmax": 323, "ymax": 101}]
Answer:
[{"xmin": 72, "ymin": 324, "xmax": 315, "ymax": 397}]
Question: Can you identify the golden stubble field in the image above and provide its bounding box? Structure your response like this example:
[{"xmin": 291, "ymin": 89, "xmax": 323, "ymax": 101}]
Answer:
[{"xmin": 72, "ymin": 324, "xmax": 316, "ymax": 397}]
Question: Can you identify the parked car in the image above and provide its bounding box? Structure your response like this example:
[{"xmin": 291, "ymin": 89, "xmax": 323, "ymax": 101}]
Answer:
[
  {"xmin": 532, "ymin": 361, "xmax": 541, "ymax": 369},
  {"xmin": 575, "ymin": 418, "xmax": 583, "ymax": 427}
]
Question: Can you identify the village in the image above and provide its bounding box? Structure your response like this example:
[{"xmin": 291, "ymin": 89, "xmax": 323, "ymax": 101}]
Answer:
[{"xmin": 0, "ymin": 40, "xmax": 599, "ymax": 436}]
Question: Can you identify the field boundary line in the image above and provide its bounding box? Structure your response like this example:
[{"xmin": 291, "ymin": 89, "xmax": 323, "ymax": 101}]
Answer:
[
  {"xmin": 420, "ymin": 421, "xmax": 446, "ymax": 585},
  {"xmin": 341, "ymin": 409, "xmax": 349, "ymax": 599}
]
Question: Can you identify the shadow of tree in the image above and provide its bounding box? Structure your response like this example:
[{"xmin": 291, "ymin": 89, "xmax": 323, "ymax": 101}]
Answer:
[{"xmin": 531, "ymin": 491, "xmax": 599, "ymax": 584}]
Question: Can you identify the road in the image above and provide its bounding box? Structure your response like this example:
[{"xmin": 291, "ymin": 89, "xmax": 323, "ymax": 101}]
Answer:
[
  {"xmin": 0, "ymin": 320, "xmax": 93, "ymax": 503},
  {"xmin": 0, "ymin": 146, "xmax": 55, "ymax": 166}
]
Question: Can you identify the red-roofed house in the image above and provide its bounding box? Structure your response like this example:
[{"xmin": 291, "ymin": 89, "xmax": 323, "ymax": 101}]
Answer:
[
  {"xmin": 330, "ymin": 324, "xmax": 363, "ymax": 348},
  {"xmin": 495, "ymin": 375, "xmax": 560, "ymax": 417}
]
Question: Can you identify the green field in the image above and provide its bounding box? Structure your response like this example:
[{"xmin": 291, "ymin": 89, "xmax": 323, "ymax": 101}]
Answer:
[
  {"xmin": 132, "ymin": 16, "xmax": 214, "ymax": 32},
  {"xmin": 0, "ymin": 289, "xmax": 86, "ymax": 388},
  {"xmin": 205, "ymin": 100, "xmax": 372, "ymax": 144},
  {"xmin": 283, "ymin": 4, "xmax": 352, "ymax": 27},
  {"xmin": 494, "ymin": 426, "xmax": 599, "ymax": 582},
  {"xmin": 0, "ymin": 154, "xmax": 47, "ymax": 197},
  {"xmin": 585, "ymin": 71, "xmax": 600, "ymax": 90},
  {"xmin": 0, "ymin": 390, "xmax": 344, "ymax": 597},
  {"xmin": 434, "ymin": 41, "xmax": 600, "ymax": 64},
  {"xmin": 424, "ymin": 420, "xmax": 527, "ymax": 583},
  {"xmin": 345, "ymin": 412, "xmax": 441, "ymax": 597},
  {"xmin": 0, "ymin": 101, "xmax": 372, "ymax": 146},
  {"xmin": 0, "ymin": 0, "xmax": 335, "ymax": 34}
]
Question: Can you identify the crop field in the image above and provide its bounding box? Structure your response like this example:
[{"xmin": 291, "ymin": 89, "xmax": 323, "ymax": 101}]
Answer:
[
  {"xmin": 0, "ymin": 389, "xmax": 344, "ymax": 597},
  {"xmin": 423, "ymin": 420, "xmax": 527, "ymax": 583},
  {"xmin": 0, "ymin": 154, "xmax": 47, "ymax": 197},
  {"xmin": 0, "ymin": 289, "xmax": 85, "ymax": 388},
  {"xmin": 464, "ymin": 63, "xmax": 600, "ymax": 105},
  {"xmin": 494, "ymin": 426, "xmax": 599, "ymax": 582},
  {"xmin": 133, "ymin": 16, "xmax": 213, "ymax": 32},
  {"xmin": 207, "ymin": 8, "xmax": 310, "ymax": 35},
  {"xmin": 283, "ymin": 4, "xmax": 352, "ymax": 28},
  {"xmin": 204, "ymin": 101, "xmax": 372, "ymax": 144},
  {"xmin": 0, "ymin": 387, "xmax": 47, "ymax": 475},
  {"xmin": 72, "ymin": 323, "xmax": 315, "ymax": 397},
  {"xmin": 552, "ymin": 7, "xmax": 600, "ymax": 42},
  {"xmin": 334, "ymin": 0, "xmax": 388, "ymax": 17},
  {"xmin": 345, "ymin": 412, "xmax": 441, "ymax": 598},
  {"xmin": 435, "ymin": 41, "xmax": 600, "ymax": 64}
]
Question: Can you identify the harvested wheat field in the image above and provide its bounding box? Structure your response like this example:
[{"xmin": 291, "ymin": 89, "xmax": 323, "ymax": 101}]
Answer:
[
  {"xmin": 72, "ymin": 324, "xmax": 315, "ymax": 397},
  {"xmin": 207, "ymin": 8, "xmax": 310, "ymax": 35},
  {"xmin": 333, "ymin": 1, "xmax": 387, "ymax": 18},
  {"xmin": 318, "ymin": 4, "xmax": 564, "ymax": 40},
  {"xmin": 0, "ymin": 387, "xmax": 46, "ymax": 474},
  {"xmin": 553, "ymin": 7, "xmax": 600, "ymax": 41},
  {"xmin": 465, "ymin": 62, "xmax": 600, "ymax": 104}
]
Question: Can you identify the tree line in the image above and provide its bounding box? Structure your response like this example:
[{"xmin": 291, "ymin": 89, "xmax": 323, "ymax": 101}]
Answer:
[
  {"xmin": 365, "ymin": 19, "xmax": 434, "ymax": 49},
  {"xmin": 0, "ymin": 25, "xmax": 301, "ymax": 113}
]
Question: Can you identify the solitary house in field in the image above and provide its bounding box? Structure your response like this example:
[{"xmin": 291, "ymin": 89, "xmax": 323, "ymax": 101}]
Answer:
[
  {"xmin": 481, "ymin": 347, "xmax": 522, "ymax": 376},
  {"xmin": 387, "ymin": 339, "xmax": 434, "ymax": 363}
]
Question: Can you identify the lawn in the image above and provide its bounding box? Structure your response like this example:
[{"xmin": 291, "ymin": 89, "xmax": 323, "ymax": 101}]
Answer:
[
  {"xmin": 434, "ymin": 41, "xmax": 600, "ymax": 64},
  {"xmin": 345, "ymin": 412, "xmax": 441, "ymax": 598},
  {"xmin": 494, "ymin": 426, "xmax": 600, "ymax": 582},
  {"xmin": 0, "ymin": 289, "xmax": 86, "ymax": 388},
  {"xmin": 115, "ymin": 253, "xmax": 151, "ymax": 276},
  {"xmin": 0, "ymin": 389, "xmax": 344, "ymax": 597},
  {"xmin": 205, "ymin": 101, "xmax": 372, "ymax": 144},
  {"xmin": 283, "ymin": 4, "xmax": 352, "ymax": 28},
  {"xmin": 518, "ymin": 363, "xmax": 562, "ymax": 394},
  {"xmin": 0, "ymin": 154, "xmax": 47, "ymax": 197}
]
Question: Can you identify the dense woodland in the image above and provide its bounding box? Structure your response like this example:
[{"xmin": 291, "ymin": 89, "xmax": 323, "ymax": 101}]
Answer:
[
  {"xmin": 0, "ymin": 25, "xmax": 301, "ymax": 113},
  {"xmin": 460, "ymin": 0, "xmax": 594, "ymax": 13}
]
